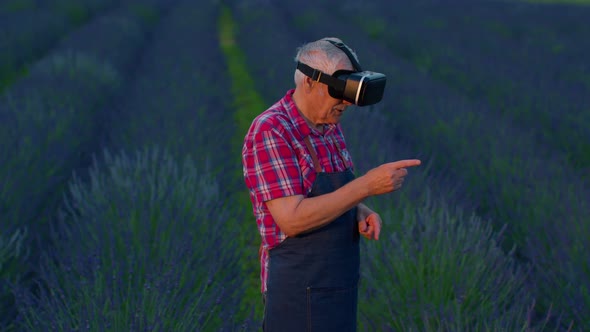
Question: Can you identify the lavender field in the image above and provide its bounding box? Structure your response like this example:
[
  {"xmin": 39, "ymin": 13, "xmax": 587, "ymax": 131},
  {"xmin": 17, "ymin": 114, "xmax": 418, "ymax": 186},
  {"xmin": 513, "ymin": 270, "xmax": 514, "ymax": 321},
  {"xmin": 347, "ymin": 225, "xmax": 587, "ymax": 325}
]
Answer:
[{"xmin": 0, "ymin": 0, "xmax": 588, "ymax": 331}]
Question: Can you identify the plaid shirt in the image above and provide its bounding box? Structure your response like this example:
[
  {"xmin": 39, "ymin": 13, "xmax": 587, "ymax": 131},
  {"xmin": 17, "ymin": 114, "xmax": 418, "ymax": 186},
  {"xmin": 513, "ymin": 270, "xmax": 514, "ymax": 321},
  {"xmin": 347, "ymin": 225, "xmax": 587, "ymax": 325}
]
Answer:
[{"xmin": 242, "ymin": 89, "xmax": 355, "ymax": 293}]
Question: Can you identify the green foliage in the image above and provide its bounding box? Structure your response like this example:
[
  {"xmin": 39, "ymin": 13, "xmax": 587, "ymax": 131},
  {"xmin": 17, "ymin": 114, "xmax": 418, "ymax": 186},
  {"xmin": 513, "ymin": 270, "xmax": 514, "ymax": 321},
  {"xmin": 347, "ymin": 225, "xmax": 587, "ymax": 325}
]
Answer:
[
  {"xmin": 363, "ymin": 18, "xmax": 387, "ymax": 40},
  {"xmin": 126, "ymin": 3, "xmax": 159, "ymax": 27},
  {"xmin": 0, "ymin": 228, "xmax": 28, "ymax": 332},
  {"xmin": 31, "ymin": 50, "xmax": 120, "ymax": 85},
  {"xmin": 64, "ymin": 147, "xmax": 222, "ymax": 264},
  {"xmin": 0, "ymin": 0, "xmax": 36, "ymax": 13},
  {"xmin": 219, "ymin": 4, "xmax": 267, "ymax": 321},
  {"xmin": 0, "ymin": 66, "xmax": 28, "ymax": 94},
  {"xmin": 17, "ymin": 147, "xmax": 242, "ymax": 331},
  {"xmin": 219, "ymin": 5, "xmax": 267, "ymax": 140},
  {"xmin": 0, "ymin": 228, "xmax": 28, "ymax": 281},
  {"xmin": 360, "ymin": 191, "xmax": 536, "ymax": 331},
  {"xmin": 0, "ymin": 49, "xmax": 124, "ymax": 329},
  {"xmin": 0, "ymin": 10, "xmax": 71, "ymax": 94},
  {"xmin": 0, "ymin": 1, "xmax": 123, "ymax": 94},
  {"xmin": 57, "ymin": 2, "xmax": 89, "ymax": 25},
  {"xmin": 0, "ymin": 50, "xmax": 122, "ymax": 231}
]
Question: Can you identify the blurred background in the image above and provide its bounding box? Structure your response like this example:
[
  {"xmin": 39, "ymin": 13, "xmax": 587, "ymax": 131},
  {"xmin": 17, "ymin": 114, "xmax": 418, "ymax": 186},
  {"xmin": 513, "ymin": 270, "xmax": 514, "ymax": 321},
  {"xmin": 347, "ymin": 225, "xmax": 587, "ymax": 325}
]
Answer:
[{"xmin": 0, "ymin": 0, "xmax": 589, "ymax": 331}]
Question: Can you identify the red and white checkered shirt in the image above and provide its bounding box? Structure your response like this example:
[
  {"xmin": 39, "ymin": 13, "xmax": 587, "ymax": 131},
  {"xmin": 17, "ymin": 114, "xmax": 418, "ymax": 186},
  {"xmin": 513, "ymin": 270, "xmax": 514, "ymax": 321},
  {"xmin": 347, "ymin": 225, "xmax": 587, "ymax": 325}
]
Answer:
[{"xmin": 242, "ymin": 89, "xmax": 355, "ymax": 293}]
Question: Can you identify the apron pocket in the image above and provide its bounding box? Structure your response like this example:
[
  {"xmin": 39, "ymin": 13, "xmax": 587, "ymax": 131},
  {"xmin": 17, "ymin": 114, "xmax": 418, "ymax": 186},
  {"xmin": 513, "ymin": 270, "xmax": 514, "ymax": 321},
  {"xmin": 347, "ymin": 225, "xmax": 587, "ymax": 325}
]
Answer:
[{"xmin": 306, "ymin": 285, "xmax": 358, "ymax": 332}]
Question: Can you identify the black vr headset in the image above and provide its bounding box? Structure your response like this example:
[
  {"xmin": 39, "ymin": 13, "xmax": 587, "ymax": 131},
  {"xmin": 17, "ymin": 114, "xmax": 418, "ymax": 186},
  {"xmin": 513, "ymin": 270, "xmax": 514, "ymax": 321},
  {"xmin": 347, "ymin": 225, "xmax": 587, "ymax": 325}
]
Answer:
[{"xmin": 296, "ymin": 39, "xmax": 386, "ymax": 106}]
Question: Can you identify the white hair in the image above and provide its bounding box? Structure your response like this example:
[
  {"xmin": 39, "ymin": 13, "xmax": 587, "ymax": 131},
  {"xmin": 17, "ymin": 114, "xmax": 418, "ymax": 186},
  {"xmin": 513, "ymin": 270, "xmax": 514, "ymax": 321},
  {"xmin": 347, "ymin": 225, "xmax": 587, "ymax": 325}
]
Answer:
[{"xmin": 293, "ymin": 37, "xmax": 360, "ymax": 86}]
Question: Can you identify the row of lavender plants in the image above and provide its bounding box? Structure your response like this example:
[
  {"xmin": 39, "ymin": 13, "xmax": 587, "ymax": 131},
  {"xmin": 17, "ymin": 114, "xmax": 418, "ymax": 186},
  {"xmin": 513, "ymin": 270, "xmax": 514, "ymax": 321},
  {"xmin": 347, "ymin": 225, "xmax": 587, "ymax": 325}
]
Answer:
[
  {"xmin": 14, "ymin": 147, "xmax": 244, "ymax": 331},
  {"xmin": 0, "ymin": 0, "xmax": 119, "ymax": 92},
  {"xmin": 280, "ymin": 1, "xmax": 589, "ymax": 329},
  {"xmin": 227, "ymin": 1, "xmax": 553, "ymax": 330},
  {"xmin": 10, "ymin": 0, "xmax": 252, "ymax": 330},
  {"xmin": 328, "ymin": 0, "xmax": 590, "ymax": 174},
  {"xmin": 0, "ymin": 1, "xmax": 173, "ymax": 330}
]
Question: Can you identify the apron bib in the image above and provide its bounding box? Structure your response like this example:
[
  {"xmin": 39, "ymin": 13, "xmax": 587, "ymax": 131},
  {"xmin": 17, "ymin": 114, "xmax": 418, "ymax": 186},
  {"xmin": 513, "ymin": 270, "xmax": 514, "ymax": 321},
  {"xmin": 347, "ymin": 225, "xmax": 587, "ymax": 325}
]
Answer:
[{"xmin": 263, "ymin": 136, "xmax": 359, "ymax": 332}]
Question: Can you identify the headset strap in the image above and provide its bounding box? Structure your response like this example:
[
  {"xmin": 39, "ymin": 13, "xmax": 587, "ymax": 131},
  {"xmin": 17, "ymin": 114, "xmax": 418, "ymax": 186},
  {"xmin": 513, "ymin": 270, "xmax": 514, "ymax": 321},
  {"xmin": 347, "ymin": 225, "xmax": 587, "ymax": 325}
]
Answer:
[
  {"xmin": 304, "ymin": 136, "xmax": 323, "ymax": 173},
  {"xmin": 296, "ymin": 62, "xmax": 346, "ymax": 90},
  {"xmin": 323, "ymin": 39, "xmax": 363, "ymax": 72}
]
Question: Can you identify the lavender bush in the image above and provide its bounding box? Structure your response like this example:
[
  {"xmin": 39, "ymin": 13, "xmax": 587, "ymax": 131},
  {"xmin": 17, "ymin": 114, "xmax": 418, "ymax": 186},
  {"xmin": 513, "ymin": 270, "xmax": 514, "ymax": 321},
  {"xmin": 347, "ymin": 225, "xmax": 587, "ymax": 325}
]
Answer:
[
  {"xmin": 0, "ymin": 0, "xmax": 122, "ymax": 92},
  {"xmin": 0, "ymin": 228, "xmax": 28, "ymax": 331},
  {"xmin": 13, "ymin": 147, "xmax": 245, "ymax": 331},
  {"xmin": 0, "ymin": 10, "xmax": 71, "ymax": 92},
  {"xmin": 0, "ymin": 3, "xmax": 169, "ymax": 328},
  {"xmin": 361, "ymin": 196, "xmax": 540, "ymax": 331},
  {"xmin": 341, "ymin": 108, "xmax": 552, "ymax": 331}
]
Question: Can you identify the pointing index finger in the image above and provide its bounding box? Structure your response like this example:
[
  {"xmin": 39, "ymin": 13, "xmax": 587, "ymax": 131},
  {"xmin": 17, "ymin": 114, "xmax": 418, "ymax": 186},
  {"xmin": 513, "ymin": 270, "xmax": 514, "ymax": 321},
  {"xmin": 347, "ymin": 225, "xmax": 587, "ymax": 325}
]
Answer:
[{"xmin": 387, "ymin": 159, "xmax": 421, "ymax": 169}]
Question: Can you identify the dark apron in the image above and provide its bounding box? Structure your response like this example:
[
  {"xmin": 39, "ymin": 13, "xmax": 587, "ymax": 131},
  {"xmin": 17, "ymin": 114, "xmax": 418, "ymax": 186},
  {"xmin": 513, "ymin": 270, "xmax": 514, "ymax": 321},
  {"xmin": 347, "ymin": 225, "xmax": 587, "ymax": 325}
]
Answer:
[{"xmin": 263, "ymin": 136, "xmax": 359, "ymax": 332}]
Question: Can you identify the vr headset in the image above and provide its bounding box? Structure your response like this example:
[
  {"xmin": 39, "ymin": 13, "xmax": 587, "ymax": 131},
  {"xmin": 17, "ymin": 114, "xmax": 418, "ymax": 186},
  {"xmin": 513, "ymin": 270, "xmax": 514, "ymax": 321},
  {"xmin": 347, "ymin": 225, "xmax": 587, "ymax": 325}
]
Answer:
[{"xmin": 296, "ymin": 39, "xmax": 386, "ymax": 106}]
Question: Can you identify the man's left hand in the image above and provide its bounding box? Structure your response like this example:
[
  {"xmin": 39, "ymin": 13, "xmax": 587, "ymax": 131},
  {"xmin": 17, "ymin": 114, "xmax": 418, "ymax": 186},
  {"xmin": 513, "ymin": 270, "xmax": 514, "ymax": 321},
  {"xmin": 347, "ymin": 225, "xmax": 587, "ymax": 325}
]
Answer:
[{"xmin": 358, "ymin": 211, "xmax": 381, "ymax": 241}]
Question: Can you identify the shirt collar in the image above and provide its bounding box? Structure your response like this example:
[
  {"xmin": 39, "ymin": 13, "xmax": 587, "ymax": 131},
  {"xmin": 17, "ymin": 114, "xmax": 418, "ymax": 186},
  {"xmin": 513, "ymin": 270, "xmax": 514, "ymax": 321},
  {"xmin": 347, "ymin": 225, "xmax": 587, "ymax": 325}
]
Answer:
[{"xmin": 283, "ymin": 89, "xmax": 337, "ymax": 139}]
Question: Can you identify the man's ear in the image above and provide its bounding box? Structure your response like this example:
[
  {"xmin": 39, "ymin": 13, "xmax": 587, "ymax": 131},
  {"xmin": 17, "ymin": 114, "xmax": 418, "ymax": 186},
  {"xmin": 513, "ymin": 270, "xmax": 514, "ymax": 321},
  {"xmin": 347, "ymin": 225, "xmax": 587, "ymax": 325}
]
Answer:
[{"xmin": 304, "ymin": 76, "xmax": 315, "ymax": 91}]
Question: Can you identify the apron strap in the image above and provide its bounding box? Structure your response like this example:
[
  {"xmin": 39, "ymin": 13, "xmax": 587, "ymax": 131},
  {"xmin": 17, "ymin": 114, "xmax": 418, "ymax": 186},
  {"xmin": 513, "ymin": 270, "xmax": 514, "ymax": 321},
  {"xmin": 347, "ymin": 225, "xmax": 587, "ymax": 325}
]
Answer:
[
  {"xmin": 330, "ymin": 135, "xmax": 350, "ymax": 169},
  {"xmin": 304, "ymin": 136, "xmax": 322, "ymax": 173}
]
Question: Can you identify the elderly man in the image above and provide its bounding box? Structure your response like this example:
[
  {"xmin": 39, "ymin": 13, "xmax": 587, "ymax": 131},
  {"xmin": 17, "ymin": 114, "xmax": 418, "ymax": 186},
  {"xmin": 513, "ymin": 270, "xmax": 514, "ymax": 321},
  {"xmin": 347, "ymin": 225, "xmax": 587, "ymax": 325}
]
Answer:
[{"xmin": 242, "ymin": 37, "xmax": 421, "ymax": 331}]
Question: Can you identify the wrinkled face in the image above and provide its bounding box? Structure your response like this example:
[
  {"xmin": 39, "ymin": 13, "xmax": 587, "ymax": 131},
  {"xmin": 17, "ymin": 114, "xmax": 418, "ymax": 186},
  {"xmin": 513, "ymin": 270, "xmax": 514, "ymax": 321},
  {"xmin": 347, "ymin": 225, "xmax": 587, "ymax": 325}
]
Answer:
[{"xmin": 307, "ymin": 63, "xmax": 354, "ymax": 125}]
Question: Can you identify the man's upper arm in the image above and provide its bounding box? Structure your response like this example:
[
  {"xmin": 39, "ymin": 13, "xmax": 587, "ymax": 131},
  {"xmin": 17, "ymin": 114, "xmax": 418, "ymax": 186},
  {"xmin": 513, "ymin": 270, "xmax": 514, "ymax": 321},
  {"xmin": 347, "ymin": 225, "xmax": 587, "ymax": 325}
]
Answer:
[
  {"xmin": 265, "ymin": 195, "xmax": 304, "ymax": 235},
  {"xmin": 246, "ymin": 128, "xmax": 304, "ymax": 203}
]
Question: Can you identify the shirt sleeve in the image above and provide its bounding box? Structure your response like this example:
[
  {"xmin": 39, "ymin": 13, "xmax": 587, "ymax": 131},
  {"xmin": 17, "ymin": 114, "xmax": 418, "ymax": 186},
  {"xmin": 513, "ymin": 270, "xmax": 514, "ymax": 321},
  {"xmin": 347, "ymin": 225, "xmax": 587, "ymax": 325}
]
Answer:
[{"xmin": 250, "ymin": 128, "xmax": 304, "ymax": 202}]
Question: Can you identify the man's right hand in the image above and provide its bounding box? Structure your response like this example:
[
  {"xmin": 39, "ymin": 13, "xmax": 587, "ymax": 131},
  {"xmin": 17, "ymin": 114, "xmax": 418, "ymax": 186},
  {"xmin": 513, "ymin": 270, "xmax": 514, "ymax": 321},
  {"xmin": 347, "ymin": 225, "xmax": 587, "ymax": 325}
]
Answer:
[{"xmin": 362, "ymin": 159, "xmax": 422, "ymax": 196}]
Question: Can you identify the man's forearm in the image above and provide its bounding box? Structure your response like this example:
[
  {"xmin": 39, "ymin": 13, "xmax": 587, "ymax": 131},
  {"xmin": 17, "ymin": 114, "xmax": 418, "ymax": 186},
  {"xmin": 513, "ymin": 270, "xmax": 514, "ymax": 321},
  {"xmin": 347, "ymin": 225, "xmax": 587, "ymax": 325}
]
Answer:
[{"xmin": 288, "ymin": 176, "xmax": 369, "ymax": 235}]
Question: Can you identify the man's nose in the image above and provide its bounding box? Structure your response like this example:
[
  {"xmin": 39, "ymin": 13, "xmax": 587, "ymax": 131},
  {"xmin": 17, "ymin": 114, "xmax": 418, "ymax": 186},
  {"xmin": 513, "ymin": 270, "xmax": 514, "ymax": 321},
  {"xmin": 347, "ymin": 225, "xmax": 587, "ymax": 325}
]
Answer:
[{"xmin": 342, "ymin": 100, "xmax": 352, "ymax": 106}]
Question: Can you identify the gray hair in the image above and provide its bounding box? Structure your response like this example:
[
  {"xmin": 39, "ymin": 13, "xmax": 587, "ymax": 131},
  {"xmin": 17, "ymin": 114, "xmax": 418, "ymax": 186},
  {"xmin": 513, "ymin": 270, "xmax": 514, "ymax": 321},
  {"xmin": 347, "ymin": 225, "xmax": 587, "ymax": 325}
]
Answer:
[{"xmin": 293, "ymin": 37, "xmax": 360, "ymax": 86}]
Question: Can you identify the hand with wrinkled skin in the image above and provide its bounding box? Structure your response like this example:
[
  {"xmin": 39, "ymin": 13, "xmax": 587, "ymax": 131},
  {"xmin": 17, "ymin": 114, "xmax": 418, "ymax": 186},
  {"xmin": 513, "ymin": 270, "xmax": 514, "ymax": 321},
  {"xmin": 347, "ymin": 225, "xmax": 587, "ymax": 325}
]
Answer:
[
  {"xmin": 361, "ymin": 159, "xmax": 421, "ymax": 196},
  {"xmin": 358, "ymin": 211, "xmax": 382, "ymax": 240},
  {"xmin": 356, "ymin": 159, "xmax": 421, "ymax": 241}
]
